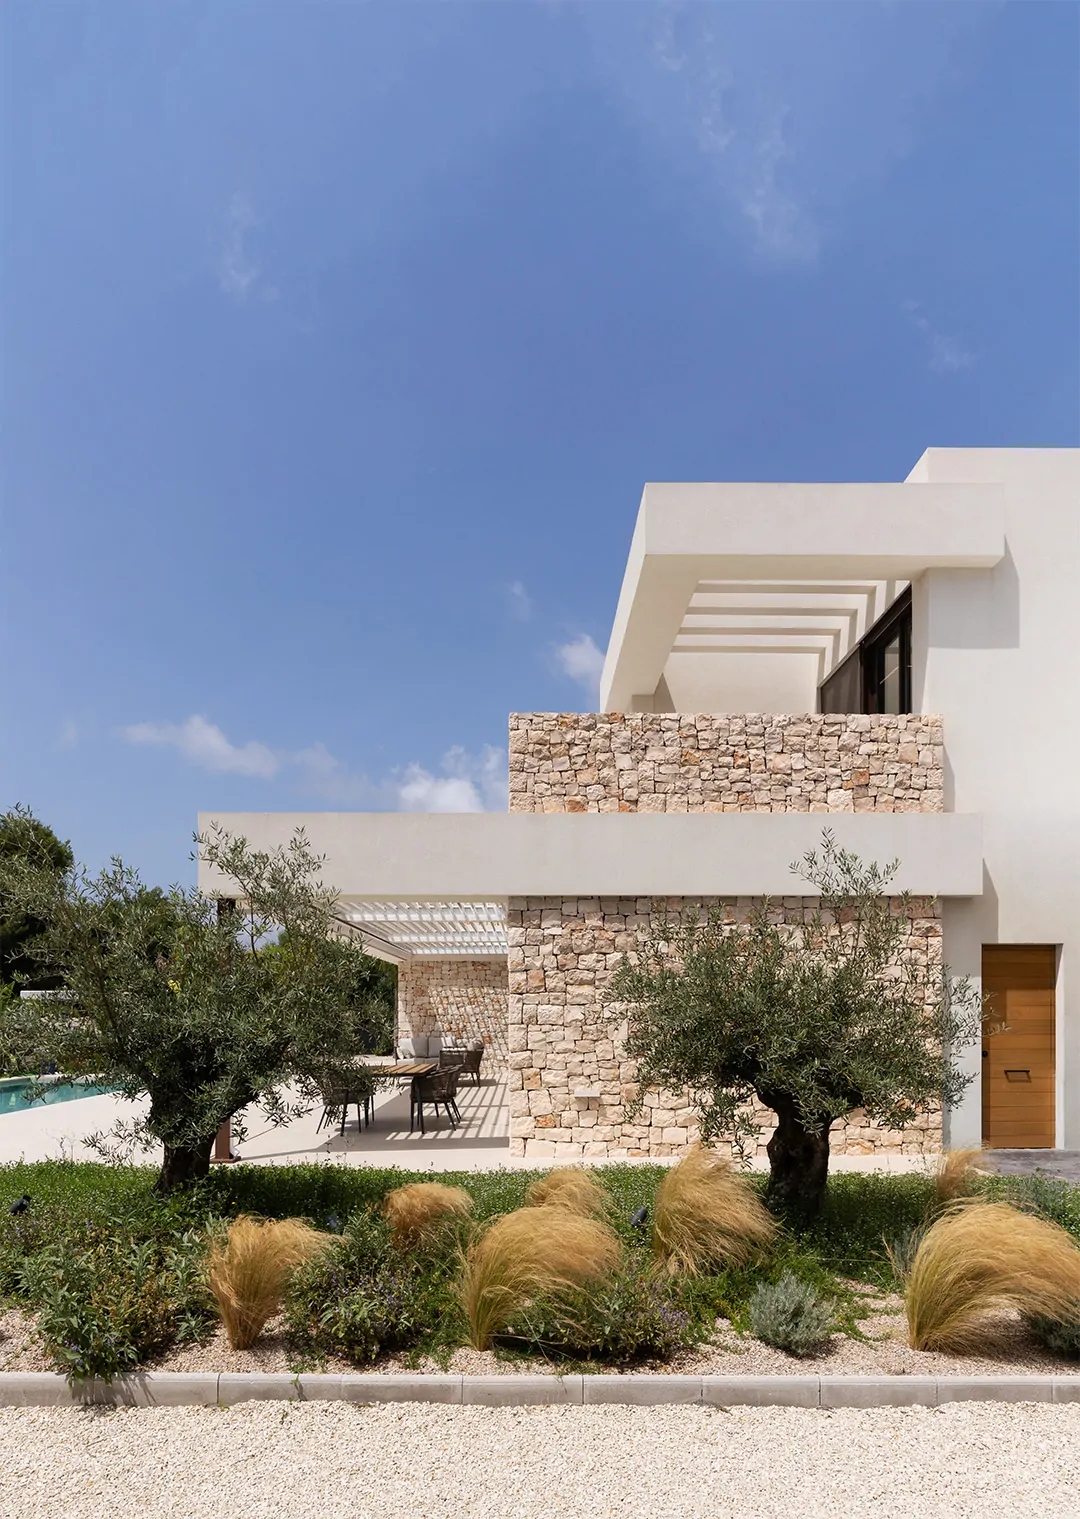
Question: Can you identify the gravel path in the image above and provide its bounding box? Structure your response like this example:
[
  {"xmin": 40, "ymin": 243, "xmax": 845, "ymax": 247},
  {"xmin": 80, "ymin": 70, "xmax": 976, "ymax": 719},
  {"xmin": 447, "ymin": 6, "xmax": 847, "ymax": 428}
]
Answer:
[{"xmin": 0, "ymin": 1402, "xmax": 1077, "ymax": 1519}]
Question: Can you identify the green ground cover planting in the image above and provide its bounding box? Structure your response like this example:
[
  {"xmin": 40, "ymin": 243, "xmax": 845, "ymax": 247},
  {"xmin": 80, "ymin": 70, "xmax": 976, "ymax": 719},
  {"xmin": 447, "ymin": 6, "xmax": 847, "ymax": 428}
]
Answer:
[{"xmin": 0, "ymin": 1160, "xmax": 1077, "ymax": 1382}]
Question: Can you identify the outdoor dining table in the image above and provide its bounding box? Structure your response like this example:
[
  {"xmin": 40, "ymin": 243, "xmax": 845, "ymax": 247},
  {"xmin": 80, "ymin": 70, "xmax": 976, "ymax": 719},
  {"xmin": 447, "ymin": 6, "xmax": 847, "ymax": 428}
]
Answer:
[{"xmin": 357, "ymin": 1059, "xmax": 438, "ymax": 1131}]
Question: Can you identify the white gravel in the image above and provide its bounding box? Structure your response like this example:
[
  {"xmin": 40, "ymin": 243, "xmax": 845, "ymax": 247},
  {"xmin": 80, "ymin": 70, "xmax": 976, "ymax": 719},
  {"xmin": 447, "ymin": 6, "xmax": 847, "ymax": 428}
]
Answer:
[{"xmin": 0, "ymin": 1402, "xmax": 1077, "ymax": 1519}]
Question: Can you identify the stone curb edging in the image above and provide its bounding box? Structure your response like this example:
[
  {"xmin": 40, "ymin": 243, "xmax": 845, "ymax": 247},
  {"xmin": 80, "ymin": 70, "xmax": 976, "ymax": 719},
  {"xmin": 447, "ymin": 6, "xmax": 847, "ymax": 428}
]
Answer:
[{"xmin": 0, "ymin": 1372, "xmax": 1077, "ymax": 1409}]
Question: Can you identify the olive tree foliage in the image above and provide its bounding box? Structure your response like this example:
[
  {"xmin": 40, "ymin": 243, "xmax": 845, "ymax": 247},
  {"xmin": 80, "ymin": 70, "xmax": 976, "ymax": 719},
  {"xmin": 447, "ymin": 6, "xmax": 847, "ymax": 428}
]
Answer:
[
  {"xmin": 0, "ymin": 808, "xmax": 390, "ymax": 1192},
  {"xmin": 610, "ymin": 832, "xmax": 983, "ymax": 1218},
  {"xmin": 0, "ymin": 811, "xmax": 73, "ymax": 991}
]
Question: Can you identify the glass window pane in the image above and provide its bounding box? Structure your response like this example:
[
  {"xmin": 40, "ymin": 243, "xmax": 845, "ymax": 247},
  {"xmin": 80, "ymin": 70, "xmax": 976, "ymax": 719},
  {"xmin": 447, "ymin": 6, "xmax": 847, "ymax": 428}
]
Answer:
[{"xmin": 881, "ymin": 634, "xmax": 901, "ymax": 714}]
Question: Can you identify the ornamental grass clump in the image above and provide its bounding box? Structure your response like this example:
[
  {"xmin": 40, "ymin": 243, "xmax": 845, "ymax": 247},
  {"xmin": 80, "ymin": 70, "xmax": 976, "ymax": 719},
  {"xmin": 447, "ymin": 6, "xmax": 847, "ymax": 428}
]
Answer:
[
  {"xmin": 903, "ymin": 1201, "xmax": 1080, "ymax": 1352},
  {"xmin": 933, "ymin": 1149, "xmax": 989, "ymax": 1206},
  {"xmin": 652, "ymin": 1149, "xmax": 777, "ymax": 1276},
  {"xmin": 208, "ymin": 1215, "xmax": 328, "ymax": 1350},
  {"xmin": 460, "ymin": 1206, "xmax": 621, "ymax": 1350},
  {"xmin": 383, "ymin": 1183, "xmax": 474, "ymax": 1250},
  {"xmin": 524, "ymin": 1168, "xmax": 608, "ymax": 1218}
]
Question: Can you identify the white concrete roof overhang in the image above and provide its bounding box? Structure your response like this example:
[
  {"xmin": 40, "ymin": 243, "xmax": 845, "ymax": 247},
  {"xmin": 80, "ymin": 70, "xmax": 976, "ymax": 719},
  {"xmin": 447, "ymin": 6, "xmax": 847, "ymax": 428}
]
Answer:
[
  {"xmin": 199, "ymin": 811, "xmax": 984, "ymax": 962},
  {"xmin": 600, "ymin": 478, "xmax": 1006, "ymax": 711}
]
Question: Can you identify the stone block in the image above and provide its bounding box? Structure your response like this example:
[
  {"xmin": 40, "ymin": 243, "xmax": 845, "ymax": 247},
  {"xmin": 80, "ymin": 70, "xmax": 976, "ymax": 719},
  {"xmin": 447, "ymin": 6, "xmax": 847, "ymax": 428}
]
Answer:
[
  {"xmin": 703, "ymin": 1376, "xmax": 818, "ymax": 1408},
  {"xmin": 583, "ymin": 1376, "xmax": 702, "ymax": 1405},
  {"xmin": 819, "ymin": 1377, "xmax": 936, "ymax": 1408},
  {"xmin": 463, "ymin": 1376, "xmax": 583, "ymax": 1406},
  {"xmin": 218, "ymin": 1374, "xmax": 303, "ymax": 1404},
  {"xmin": 935, "ymin": 1377, "xmax": 1054, "ymax": 1404},
  {"xmin": 338, "ymin": 1375, "xmax": 463, "ymax": 1403},
  {"xmin": 0, "ymin": 1374, "xmax": 76, "ymax": 1407}
]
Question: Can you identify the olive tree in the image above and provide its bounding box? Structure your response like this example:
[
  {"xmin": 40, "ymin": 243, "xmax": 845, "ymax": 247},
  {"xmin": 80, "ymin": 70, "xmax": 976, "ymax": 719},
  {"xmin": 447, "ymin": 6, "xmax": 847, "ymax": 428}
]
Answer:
[
  {"xmin": 610, "ymin": 832, "xmax": 982, "ymax": 1218},
  {"xmin": 0, "ymin": 809, "xmax": 387, "ymax": 1193}
]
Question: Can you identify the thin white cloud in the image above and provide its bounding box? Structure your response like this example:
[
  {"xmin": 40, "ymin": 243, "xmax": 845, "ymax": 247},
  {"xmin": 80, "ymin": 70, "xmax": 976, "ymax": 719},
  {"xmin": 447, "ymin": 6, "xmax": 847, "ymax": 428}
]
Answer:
[
  {"xmin": 740, "ymin": 111, "xmax": 818, "ymax": 263},
  {"xmin": 905, "ymin": 301, "xmax": 975, "ymax": 374},
  {"xmin": 555, "ymin": 633, "xmax": 606, "ymax": 701},
  {"xmin": 217, "ymin": 192, "xmax": 278, "ymax": 304},
  {"xmin": 58, "ymin": 720, "xmax": 79, "ymax": 748},
  {"xmin": 398, "ymin": 745, "xmax": 507, "ymax": 813},
  {"xmin": 506, "ymin": 580, "xmax": 533, "ymax": 621},
  {"xmin": 122, "ymin": 715, "xmax": 507, "ymax": 811},
  {"xmin": 122, "ymin": 715, "xmax": 280, "ymax": 779}
]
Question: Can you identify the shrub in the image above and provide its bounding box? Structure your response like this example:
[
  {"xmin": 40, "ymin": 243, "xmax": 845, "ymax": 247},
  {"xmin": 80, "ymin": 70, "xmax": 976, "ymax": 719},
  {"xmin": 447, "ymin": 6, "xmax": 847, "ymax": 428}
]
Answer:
[
  {"xmin": 749, "ymin": 1271, "xmax": 834, "ymax": 1357},
  {"xmin": 524, "ymin": 1168, "xmax": 608, "ymax": 1218},
  {"xmin": 904, "ymin": 1202, "xmax": 1080, "ymax": 1352},
  {"xmin": 208, "ymin": 1215, "xmax": 329, "ymax": 1350},
  {"xmin": 26, "ymin": 1230, "xmax": 213, "ymax": 1385},
  {"xmin": 652, "ymin": 1149, "xmax": 776, "ymax": 1275},
  {"xmin": 1024, "ymin": 1305, "xmax": 1080, "ymax": 1359},
  {"xmin": 934, "ymin": 1149, "xmax": 989, "ymax": 1206},
  {"xmin": 383, "ymin": 1183, "xmax": 473, "ymax": 1250},
  {"xmin": 460, "ymin": 1206, "xmax": 621, "ymax": 1350},
  {"xmin": 514, "ymin": 1261, "xmax": 694, "ymax": 1363},
  {"xmin": 285, "ymin": 1209, "xmax": 459, "ymax": 1363}
]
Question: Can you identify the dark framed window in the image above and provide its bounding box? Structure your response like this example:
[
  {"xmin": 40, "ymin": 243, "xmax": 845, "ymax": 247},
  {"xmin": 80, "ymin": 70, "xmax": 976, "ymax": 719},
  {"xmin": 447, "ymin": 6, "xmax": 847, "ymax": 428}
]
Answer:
[{"xmin": 819, "ymin": 587, "xmax": 912, "ymax": 715}]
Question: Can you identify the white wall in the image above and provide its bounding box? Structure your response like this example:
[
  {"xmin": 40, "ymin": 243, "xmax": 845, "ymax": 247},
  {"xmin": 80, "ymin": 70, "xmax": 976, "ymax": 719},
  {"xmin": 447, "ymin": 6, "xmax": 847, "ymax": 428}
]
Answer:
[
  {"xmin": 909, "ymin": 449, "xmax": 1080, "ymax": 1146},
  {"xmin": 660, "ymin": 651, "xmax": 819, "ymax": 714}
]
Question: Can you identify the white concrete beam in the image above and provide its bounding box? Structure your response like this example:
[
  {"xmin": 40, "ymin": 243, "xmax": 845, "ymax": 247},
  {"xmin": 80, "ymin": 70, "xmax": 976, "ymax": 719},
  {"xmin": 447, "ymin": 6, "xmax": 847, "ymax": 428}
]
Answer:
[{"xmin": 198, "ymin": 811, "xmax": 984, "ymax": 901}]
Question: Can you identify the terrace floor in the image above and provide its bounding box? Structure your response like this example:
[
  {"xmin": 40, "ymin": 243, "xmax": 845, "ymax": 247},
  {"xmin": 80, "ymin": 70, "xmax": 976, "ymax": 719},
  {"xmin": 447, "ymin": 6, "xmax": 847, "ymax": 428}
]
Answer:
[{"xmin": 0, "ymin": 1076, "xmax": 944, "ymax": 1175}]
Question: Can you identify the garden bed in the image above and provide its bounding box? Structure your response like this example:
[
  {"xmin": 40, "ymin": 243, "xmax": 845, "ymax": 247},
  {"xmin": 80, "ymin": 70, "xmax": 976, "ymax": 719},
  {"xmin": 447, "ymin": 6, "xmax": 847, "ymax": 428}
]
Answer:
[{"xmin": 2, "ymin": 1160, "xmax": 1079, "ymax": 1384}]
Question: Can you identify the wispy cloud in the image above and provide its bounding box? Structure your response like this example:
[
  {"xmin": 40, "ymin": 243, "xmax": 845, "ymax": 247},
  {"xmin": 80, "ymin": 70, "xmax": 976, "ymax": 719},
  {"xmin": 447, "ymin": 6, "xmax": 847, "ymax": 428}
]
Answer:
[
  {"xmin": 58, "ymin": 720, "xmax": 80, "ymax": 749},
  {"xmin": 506, "ymin": 580, "xmax": 533, "ymax": 621},
  {"xmin": 217, "ymin": 192, "xmax": 278, "ymax": 304},
  {"xmin": 740, "ymin": 110, "xmax": 818, "ymax": 263},
  {"xmin": 398, "ymin": 745, "xmax": 507, "ymax": 813},
  {"xmin": 554, "ymin": 633, "xmax": 606, "ymax": 702},
  {"xmin": 122, "ymin": 715, "xmax": 280, "ymax": 778},
  {"xmin": 905, "ymin": 301, "xmax": 975, "ymax": 374},
  {"xmin": 121, "ymin": 715, "xmax": 507, "ymax": 812}
]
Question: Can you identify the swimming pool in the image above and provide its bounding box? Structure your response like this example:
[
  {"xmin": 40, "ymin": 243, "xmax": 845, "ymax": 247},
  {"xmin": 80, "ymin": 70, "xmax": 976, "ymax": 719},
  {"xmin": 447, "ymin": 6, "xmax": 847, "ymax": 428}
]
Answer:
[{"xmin": 0, "ymin": 1077, "xmax": 117, "ymax": 1115}]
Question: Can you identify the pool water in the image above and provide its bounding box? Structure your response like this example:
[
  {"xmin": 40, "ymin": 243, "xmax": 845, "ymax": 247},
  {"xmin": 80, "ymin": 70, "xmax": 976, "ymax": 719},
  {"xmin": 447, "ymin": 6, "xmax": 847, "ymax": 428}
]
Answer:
[{"xmin": 0, "ymin": 1079, "xmax": 117, "ymax": 1115}]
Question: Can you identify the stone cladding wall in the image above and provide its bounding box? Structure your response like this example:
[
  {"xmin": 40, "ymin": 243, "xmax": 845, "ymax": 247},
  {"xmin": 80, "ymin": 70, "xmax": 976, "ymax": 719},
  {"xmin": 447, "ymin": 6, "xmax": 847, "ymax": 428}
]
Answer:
[
  {"xmin": 507, "ymin": 895, "xmax": 944, "ymax": 1162},
  {"xmin": 508, "ymin": 713, "xmax": 943, "ymax": 814},
  {"xmin": 397, "ymin": 958, "xmax": 509, "ymax": 1075}
]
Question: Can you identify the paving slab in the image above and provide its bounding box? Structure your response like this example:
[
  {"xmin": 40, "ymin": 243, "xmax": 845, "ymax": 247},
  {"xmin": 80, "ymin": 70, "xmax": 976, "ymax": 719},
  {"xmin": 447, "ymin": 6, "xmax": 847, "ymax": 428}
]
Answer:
[{"xmin": 337, "ymin": 1375, "xmax": 463, "ymax": 1404}]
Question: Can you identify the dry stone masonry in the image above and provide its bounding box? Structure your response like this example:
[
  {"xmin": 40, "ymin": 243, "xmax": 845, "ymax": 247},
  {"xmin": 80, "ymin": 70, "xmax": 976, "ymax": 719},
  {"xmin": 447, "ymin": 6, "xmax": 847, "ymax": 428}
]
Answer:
[
  {"xmin": 397, "ymin": 958, "xmax": 509, "ymax": 1075},
  {"xmin": 506, "ymin": 894, "xmax": 942, "ymax": 1160},
  {"xmin": 501, "ymin": 711, "xmax": 947, "ymax": 1159},
  {"xmin": 508, "ymin": 712, "xmax": 943, "ymax": 815}
]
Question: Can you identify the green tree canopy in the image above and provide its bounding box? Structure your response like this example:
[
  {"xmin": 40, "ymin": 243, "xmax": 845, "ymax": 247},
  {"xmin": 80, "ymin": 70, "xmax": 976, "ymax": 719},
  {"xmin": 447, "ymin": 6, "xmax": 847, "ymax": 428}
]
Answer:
[
  {"xmin": 0, "ymin": 810, "xmax": 74, "ymax": 990},
  {"xmin": 0, "ymin": 811, "xmax": 389, "ymax": 1192},
  {"xmin": 610, "ymin": 832, "xmax": 982, "ymax": 1218}
]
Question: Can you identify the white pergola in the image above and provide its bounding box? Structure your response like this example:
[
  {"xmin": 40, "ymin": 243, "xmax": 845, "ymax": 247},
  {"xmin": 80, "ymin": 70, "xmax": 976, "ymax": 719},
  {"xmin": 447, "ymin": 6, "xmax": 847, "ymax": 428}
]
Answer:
[{"xmin": 333, "ymin": 898, "xmax": 508, "ymax": 963}]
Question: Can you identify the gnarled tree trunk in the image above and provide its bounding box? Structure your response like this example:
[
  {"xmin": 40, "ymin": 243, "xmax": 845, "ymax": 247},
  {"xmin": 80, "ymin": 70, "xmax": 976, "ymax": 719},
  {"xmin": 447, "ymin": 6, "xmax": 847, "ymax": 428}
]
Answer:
[
  {"xmin": 763, "ymin": 1093, "xmax": 831, "ymax": 1220},
  {"xmin": 156, "ymin": 1135, "xmax": 216, "ymax": 1194}
]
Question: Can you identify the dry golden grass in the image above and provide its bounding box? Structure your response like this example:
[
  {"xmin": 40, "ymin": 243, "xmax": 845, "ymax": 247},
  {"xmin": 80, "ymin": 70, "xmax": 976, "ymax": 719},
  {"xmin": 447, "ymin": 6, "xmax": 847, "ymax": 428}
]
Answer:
[
  {"xmin": 460, "ymin": 1205, "xmax": 621, "ymax": 1350},
  {"xmin": 524, "ymin": 1167, "xmax": 608, "ymax": 1217},
  {"xmin": 904, "ymin": 1201, "xmax": 1080, "ymax": 1352},
  {"xmin": 384, "ymin": 1182, "xmax": 474, "ymax": 1248},
  {"xmin": 933, "ymin": 1148, "xmax": 990, "ymax": 1205},
  {"xmin": 652, "ymin": 1148, "xmax": 777, "ymax": 1275},
  {"xmin": 208, "ymin": 1216, "xmax": 329, "ymax": 1350}
]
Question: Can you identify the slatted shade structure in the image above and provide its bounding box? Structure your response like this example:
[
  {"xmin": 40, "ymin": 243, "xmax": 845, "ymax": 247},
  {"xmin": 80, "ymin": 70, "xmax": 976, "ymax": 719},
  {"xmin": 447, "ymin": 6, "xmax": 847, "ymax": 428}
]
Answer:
[{"xmin": 333, "ymin": 899, "xmax": 507, "ymax": 962}]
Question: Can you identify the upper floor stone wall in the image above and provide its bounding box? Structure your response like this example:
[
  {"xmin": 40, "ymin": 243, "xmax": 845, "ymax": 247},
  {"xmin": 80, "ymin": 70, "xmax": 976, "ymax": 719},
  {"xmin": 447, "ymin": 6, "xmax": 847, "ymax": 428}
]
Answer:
[{"xmin": 508, "ymin": 713, "xmax": 944, "ymax": 815}]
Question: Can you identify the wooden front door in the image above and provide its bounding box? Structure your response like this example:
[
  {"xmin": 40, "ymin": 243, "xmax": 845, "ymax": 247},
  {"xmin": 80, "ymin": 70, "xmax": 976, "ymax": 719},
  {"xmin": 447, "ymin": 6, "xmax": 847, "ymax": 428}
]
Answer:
[{"xmin": 982, "ymin": 945, "xmax": 1056, "ymax": 1149}]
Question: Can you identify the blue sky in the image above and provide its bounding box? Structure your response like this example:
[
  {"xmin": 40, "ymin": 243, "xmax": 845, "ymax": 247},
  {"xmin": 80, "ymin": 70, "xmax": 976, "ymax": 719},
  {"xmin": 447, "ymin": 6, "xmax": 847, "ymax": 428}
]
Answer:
[{"xmin": 3, "ymin": 1, "xmax": 1077, "ymax": 887}]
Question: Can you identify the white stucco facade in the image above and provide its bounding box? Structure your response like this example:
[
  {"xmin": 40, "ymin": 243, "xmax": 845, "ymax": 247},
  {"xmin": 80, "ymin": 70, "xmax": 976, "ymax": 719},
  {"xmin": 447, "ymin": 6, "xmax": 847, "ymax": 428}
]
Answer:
[{"xmin": 199, "ymin": 447, "xmax": 1080, "ymax": 1154}]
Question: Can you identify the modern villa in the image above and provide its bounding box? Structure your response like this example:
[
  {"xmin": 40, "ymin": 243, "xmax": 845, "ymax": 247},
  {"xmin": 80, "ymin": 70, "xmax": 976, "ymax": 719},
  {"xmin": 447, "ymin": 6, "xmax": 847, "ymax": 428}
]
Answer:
[{"xmin": 199, "ymin": 447, "xmax": 1080, "ymax": 1161}]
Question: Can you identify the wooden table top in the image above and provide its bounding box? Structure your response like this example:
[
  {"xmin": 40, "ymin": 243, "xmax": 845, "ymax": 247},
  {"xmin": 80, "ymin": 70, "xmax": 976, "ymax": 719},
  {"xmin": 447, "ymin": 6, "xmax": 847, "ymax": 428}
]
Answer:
[{"xmin": 370, "ymin": 1059, "xmax": 438, "ymax": 1077}]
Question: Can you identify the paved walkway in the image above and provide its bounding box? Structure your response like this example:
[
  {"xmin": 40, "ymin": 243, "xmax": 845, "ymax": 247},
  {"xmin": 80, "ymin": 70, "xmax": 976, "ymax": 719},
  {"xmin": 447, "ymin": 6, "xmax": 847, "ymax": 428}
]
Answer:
[{"xmin": 988, "ymin": 1150, "xmax": 1080, "ymax": 1183}]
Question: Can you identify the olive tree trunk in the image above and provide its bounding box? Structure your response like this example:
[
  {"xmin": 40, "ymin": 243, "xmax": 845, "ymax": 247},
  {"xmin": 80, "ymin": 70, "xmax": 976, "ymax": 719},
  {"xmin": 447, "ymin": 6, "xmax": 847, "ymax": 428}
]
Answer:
[
  {"xmin": 763, "ymin": 1093, "xmax": 831, "ymax": 1219},
  {"xmin": 156, "ymin": 1135, "xmax": 216, "ymax": 1194}
]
